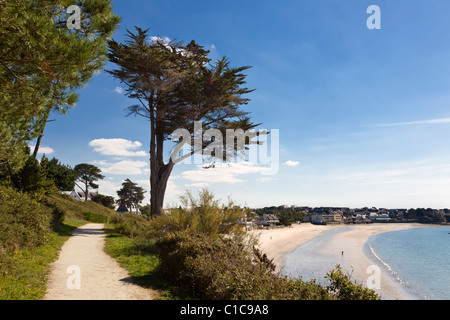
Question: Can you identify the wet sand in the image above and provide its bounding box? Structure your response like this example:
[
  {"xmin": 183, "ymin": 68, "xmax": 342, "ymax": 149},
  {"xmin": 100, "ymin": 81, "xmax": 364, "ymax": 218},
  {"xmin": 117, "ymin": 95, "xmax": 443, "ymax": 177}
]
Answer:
[{"xmin": 252, "ymin": 223, "xmax": 425, "ymax": 300}]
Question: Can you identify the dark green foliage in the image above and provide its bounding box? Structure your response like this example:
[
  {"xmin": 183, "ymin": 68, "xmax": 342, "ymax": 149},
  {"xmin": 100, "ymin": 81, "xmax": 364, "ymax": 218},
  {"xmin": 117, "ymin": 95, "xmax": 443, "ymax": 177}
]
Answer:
[
  {"xmin": 110, "ymin": 213, "xmax": 152, "ymax": 238},
  {"xmin": 9, "ymin": 154, "xmax": 77, "ymax": 194},
  {"xmin": 40, "ymin": 156, "xmax": 77, "ymax": 191},
  {"xmin": 0, "ymin": 186, "xmax": 52, "ymax": 252},
  {"xmin": 138, "ymin": 204, "xmax": 151, "ymax": 218},
  {"xmin": 45, "ymin": 192, "xmax": 117, "ymax": 221},
  {"xmin": 326, "ymin": 265, "xmax": 380, "ymax": 300},
  {"xmin": 107, "ymin": 27, "xmax": 258, "ymax": 216},
  {"xmin": 39, "ymin": 196, "xmax": 66, "ymax": 227},
  {"xmin": 151, "ymin": 189, "xmax": 380, "ymax": 300},
  {"xmin": 116, "ymin": 179, "xmax": 145, "ymax": 213},
  {"xmin": 91, "ymin": 193, "xmax": 115, "ymax": 209},
  {"xmin": 74, "ymin": 163, "xmax": 105, "ymax": 201},
  {"xmin": 405, "ymin": 208, "xmax": 445, "ymax": 223},
  {"xmin": 82, "ymin": 211, "xmax": 109, "ymax": 224},
  {"xmin": 277, "ymin": 209, "xmax": 305, "ymax": 226},
  {"xmin": 10, "ymin": 155, "xmax": 44, "ymax": 192},
  {"xmin": 0, "ymin": 0, "xmax": 120, "ymax": 177},
  {"xmin": 155, "ymin": 231, "xmax": 332, "ymax": 300}
]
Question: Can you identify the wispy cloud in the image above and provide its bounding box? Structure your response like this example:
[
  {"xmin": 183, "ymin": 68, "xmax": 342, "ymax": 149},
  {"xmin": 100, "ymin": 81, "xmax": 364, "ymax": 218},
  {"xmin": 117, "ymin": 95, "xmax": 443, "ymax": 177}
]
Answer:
[
  {"xmin": 93, "ymin": 160, "xmax": 148, "ymax": 175},
  {"xmin": 372, "ymin": 117, "xmax": 450, "ymax": 127},
  {"xmin": 114, "ymin": 86, "xmax": 124, "ymax": 94},
  {"xmin": 284, "ymin": 160, "xmax": 299, "ymax": 167}
]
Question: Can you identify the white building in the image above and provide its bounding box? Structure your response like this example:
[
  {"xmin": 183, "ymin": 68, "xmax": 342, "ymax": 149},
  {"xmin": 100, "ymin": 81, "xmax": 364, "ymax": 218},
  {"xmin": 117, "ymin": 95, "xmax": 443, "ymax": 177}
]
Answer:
[
  {"xmin": 311, "ymin": 213, "xmax": 343, "ymax": 225},
  {"xmin": 63, "ymin": 190, "xmax": 98, "ymax": 202}
]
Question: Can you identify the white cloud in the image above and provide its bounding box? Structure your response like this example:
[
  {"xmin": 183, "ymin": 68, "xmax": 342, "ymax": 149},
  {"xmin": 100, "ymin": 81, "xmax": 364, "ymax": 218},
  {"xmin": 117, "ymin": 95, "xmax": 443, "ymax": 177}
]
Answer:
[
  {"xmin": 114, "ymin": 86, "xmax": 124, "ymax": 94},
  {"xmin": 95, "ymin": 160, "xmax": 148, "ymax": 175},
  {"xmin": 97, "ymin": 180, "xmax": 120, "ymax": 198},
  {"xmin": 89, "ymin": 138, "xmax": 146, "ymax": 157},
  {"xmin": 29, "ymin": 145, "xmax": 54, "ymax": 155},
  {"xmin": 284, "ymin": 160, "xmax": 299, "ymax": 167},
  {"xmin": 150, "ymin": 36, "xmax": 172, "ymax": 44}
]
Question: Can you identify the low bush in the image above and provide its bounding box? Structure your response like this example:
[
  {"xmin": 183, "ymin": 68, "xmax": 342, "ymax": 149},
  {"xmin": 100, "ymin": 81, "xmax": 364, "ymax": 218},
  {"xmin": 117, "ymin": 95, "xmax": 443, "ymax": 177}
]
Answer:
[
  {"xmin": 110, "ymin": 213, "xmax": 153, "ymax": 238},
  {"xmin": 0, "ymin": 186, "xmax": 52, "ymax": 252},
  {"xmin": 155, "ymin": 230, "xmax": 333, "ymax": 300},
  {"xmin": 325, "ymin": 265, "xmax": 380, "ymax": 300},
  {"xmin": 152, "ymin": 189, "xmax": 380, "ymax": 300},
  {"xmin": 150, "ymin": 189, "xmax": 247, "ymax": 241},
  {"xmin": 44, "ymin": 192, "xmax": 117, "ymax": 221},
  {"xmin": 82, "ymin": 211, "xmax": 109, "ymax": 224}
]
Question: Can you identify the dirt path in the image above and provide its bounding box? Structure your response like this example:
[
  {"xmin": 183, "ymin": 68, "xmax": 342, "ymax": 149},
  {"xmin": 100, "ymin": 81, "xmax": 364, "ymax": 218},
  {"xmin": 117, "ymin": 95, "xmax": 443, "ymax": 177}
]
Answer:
[{"xmin": 43, "ymin": 223, "xmax": 157, "ymax": 300}]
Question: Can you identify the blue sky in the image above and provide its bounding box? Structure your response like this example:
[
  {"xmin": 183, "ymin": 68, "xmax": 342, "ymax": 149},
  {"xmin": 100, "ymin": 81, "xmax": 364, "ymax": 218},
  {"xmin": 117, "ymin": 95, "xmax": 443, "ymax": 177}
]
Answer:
[{"xmin": 34, "ymin": 0, "xmax": 450, "ymax": 209}]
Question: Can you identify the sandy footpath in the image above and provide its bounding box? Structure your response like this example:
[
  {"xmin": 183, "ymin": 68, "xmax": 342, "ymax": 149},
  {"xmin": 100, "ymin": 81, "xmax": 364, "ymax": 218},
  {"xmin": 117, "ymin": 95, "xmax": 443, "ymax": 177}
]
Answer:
[
  {"xmin": 43, "ymin": 223, "xmax": 156, "ymax": 300},
  {"xmin": 252, "ymin": 223, "xmax": 426, "ymax": 300}
]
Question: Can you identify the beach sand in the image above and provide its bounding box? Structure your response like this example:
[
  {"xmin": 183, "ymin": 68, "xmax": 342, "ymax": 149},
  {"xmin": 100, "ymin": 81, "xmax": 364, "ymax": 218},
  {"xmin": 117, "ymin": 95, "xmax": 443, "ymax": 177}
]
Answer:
[{"xmin": 251, "ymin": 222, "xmax": 425, "ymax": 300}]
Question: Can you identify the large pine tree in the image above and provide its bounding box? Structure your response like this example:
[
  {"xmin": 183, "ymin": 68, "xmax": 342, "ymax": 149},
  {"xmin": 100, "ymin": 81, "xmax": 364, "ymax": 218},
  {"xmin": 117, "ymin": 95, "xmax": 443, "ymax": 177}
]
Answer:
[
  {"xmin": 107, "ymin": 27, "xmax": 259, "ymax": 216},
  {"xmin": 0, "ymin": 0, "xmax": 120, "ymax": 176}
]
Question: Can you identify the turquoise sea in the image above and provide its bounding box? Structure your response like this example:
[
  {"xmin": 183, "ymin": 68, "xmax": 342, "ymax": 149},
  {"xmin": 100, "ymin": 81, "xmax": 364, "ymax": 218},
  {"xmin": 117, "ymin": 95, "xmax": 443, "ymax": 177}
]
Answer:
[
  {"xmin": 366, "ymin": 226, "xmax": 450, "ymax": 300},
  {"xmin": 282, "ymin": 225, "xmax": 450, "ymax": 300}
]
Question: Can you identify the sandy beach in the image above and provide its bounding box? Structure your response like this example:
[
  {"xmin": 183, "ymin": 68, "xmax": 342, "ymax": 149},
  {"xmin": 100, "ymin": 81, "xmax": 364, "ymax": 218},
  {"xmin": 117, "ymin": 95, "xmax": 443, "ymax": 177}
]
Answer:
[{"xmin": 251, "ymin": 222, "xmax": 426, "ymax": 300}]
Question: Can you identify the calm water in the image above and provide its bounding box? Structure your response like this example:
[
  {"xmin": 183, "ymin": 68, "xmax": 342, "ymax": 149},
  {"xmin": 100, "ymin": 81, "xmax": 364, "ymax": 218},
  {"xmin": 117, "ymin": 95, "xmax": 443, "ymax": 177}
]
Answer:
[
  {"xmin": 366, "ymin": 226, "xmax": 450, "ymax": 300},
  {"xmin": 281, "ymin": 226, "xmax": 358, "ymax": 284},
  {"xmin": 282, "ymin": 225, "xmax": 450, "ymax": 300}
]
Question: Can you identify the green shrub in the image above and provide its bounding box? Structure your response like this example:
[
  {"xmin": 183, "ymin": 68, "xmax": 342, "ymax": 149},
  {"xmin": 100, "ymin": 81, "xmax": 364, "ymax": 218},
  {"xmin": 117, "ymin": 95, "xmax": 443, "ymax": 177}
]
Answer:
[
  {"xmin": 42, "ymin": 192, "xmax": 119, "ymax": 221},
  {"xmin": 39, "ymin": 196, "xmax": 66, "ymax": 227},
  {"xmin": 111, "ymin": 213, "xmax": 152, "ymax": 238},
  {"xmin": 155, "ymin": 230, "xmax": 332, "ymax": 300},
  {"xmin": 325, "ymin": 265, "xmax": 380, "ymax": 300},
  {"xmin": 0, "ymin": 186, "xmax": 52, "ymax": 252},
  {"xmin": 150, "ymin": 189, "xmax": 247, "ymax": 241},
  {"xmin": 151, "ymin": 189, "xmax": 379, "ymax": 300},
  {"xmin": 82, "ymin": 211, "xmax": 109, "ymax": 223}
]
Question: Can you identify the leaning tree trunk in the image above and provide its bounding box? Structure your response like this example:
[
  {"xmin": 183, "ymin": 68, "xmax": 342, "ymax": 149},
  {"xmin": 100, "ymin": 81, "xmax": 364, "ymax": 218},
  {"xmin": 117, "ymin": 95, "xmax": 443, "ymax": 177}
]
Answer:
[
  {"xmin": 32, "ymin": 108, "xmax": 51, "ymax": 159},
  {"xmin": 149, "ymin": 110, "xmax": 175, "ymax": 217},
  {"xmin": 150, "ymin": 160, "xmax": 174, "ymax": 217}
]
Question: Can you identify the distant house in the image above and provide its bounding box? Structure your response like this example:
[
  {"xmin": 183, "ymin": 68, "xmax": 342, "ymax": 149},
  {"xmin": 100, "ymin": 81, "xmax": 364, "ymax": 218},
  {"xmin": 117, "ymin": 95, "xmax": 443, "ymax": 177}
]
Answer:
[
  {"xmin": 63, "ymin": 190, "xmax": 98, "ymax": 202},
  {"xmin": 116, "ymin": 203, "xmax": 129, "ymax": 213},
  {"xmin": 115, "ymin": 203, "xmax": 141, "ymax": 215},
  {"xmin": 311, "ymin": 213, "xmax": 343, "ymax": 225},
  {"xmin": 255, "ymin": 213, "xmax": 280, "ymax": 227},
  {"xmin": 370, "ymin": 213, "xmax": 391, "ymax": 222}
]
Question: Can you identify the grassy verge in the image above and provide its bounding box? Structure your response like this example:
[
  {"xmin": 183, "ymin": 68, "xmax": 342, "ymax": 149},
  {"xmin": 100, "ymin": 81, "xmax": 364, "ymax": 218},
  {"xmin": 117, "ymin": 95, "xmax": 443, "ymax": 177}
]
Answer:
[
  {"xmin": 0, "ymin": 219, "xmax": 85, "ymax": 300},
  {"xmin": 103, "ymin": 226, "xmax": 187, "ymax": 300},
  {"xmin": 0, "ymin": 187, "xmax": 119, "ymax": 300}
]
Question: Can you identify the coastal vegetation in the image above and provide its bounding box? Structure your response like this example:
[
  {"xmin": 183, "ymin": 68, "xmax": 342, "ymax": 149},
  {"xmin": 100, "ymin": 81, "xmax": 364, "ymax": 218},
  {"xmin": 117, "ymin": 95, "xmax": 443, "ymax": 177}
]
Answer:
[
  {"xmin": 0, "ymin": 0, "xmax": 120, "ymax": 299},
  {"xmin": 2, "ymin": 0, "xmax": 435, "ymax": 301},
  {"xmin": 0, "ymin": 186, "xmax": 116, "ymax": 299},
  {"xmin": 255, "ymin": 205, "xmax": 449, "ymax": 225},
  {"xmin": 106, "ymin": 189, "xmax": 381, "ymax": 300},
  {"xmin": 0, "ymin": 0, "xmax": 120, "ymax": 178}
]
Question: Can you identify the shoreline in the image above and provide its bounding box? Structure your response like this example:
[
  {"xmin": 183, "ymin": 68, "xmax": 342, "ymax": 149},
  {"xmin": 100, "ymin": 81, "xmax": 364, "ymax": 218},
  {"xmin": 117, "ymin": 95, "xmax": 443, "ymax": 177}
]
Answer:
[{"xmin": 251, "ymin": 222, "xmax": 427, "ymax": 300}]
